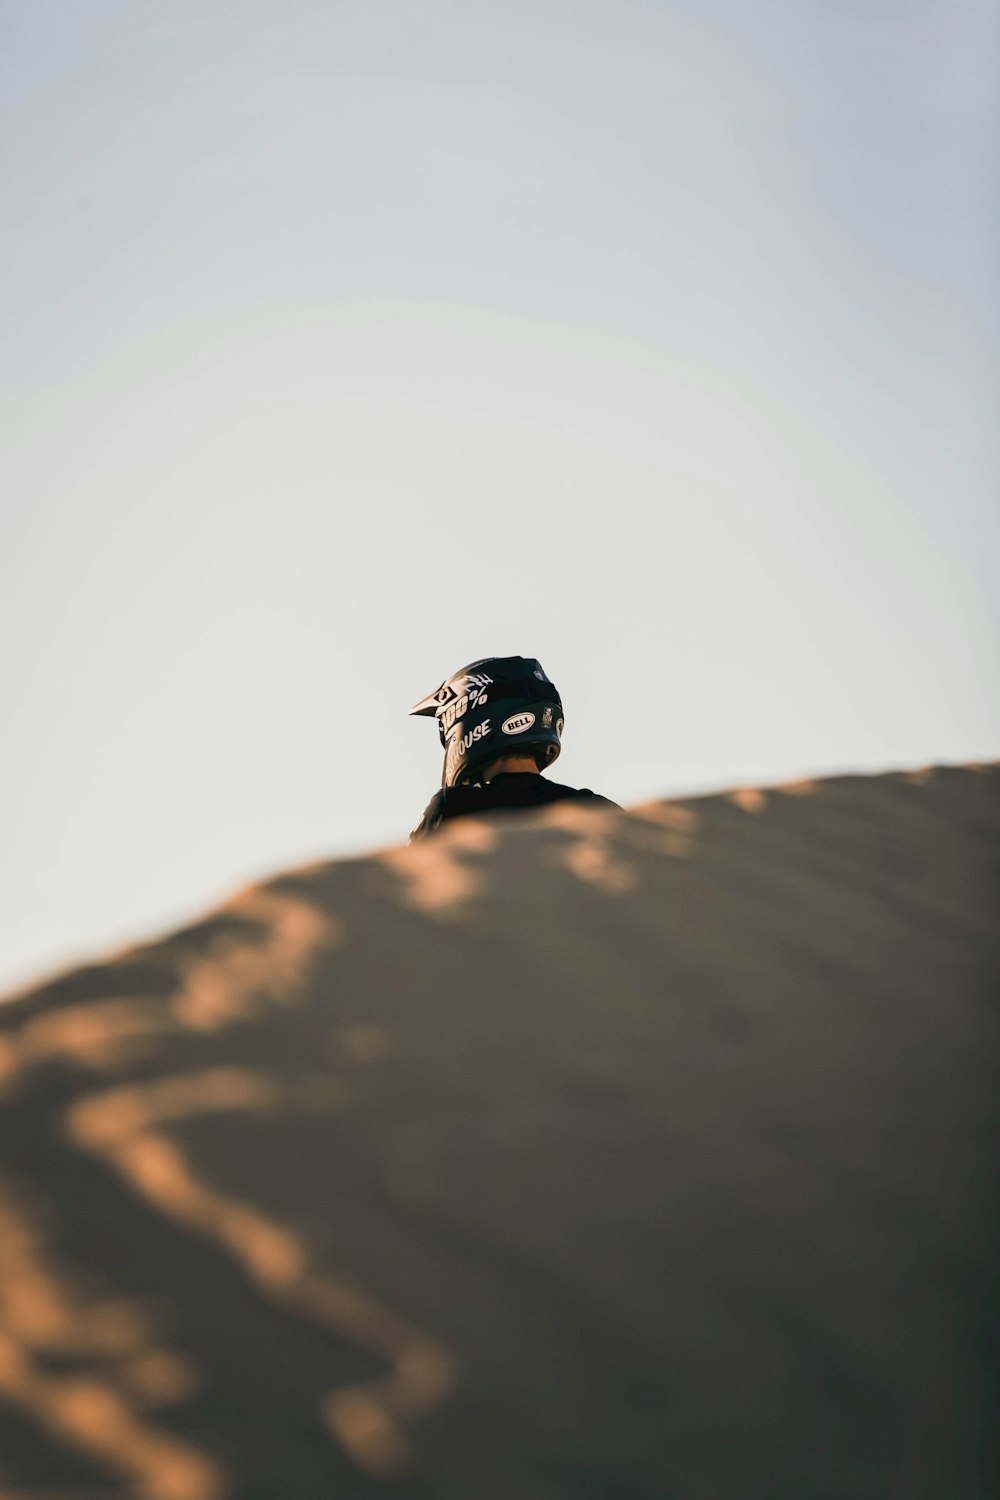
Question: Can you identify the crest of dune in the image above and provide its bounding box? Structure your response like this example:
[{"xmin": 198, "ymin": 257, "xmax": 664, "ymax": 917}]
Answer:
[{"xmin": 0, "ymin": 764, "xmax": 996, "ymax": 1500}]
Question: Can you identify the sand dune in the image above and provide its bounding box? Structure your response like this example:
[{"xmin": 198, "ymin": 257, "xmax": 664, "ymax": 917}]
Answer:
[{"xmin": 0, "ymin": 764, "xmax": 997, "ymax": 1500}]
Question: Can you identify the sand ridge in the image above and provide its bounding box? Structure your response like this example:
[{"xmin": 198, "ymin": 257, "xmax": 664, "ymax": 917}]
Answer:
[{"xmin": 0, "ymin": 764, "xmax": 997, "ymax": 1499}]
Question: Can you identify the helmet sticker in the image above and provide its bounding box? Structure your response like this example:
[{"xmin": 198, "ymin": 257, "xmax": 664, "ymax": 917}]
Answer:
[
  {"xmin": 444, "ymin": 718, "xmax": 492, "ymax": 782},
  {"xmin": 430, "ymin": 672, "xmax": 493, "ymax": 713},
  {"xmin": 456, "ymin": 719, "xmax": 492, "ymax": 753},
  {"xmin": 440, "ymin": 685, "xmax": 488, "ymax": 732},
  {"xmin": 448, "ymin": 671, "xmax": 492, "ymax": 699},
  {"xmin": 556, "ymin": 718, "xmax": 564, "ymax": 737},
  {"xmin": 502, "ymin": 712, "xmax": 536, "ymax": 736},
  {"xmin": 542, "ymin": 706, "xmax": 553, "ymax": 728}
]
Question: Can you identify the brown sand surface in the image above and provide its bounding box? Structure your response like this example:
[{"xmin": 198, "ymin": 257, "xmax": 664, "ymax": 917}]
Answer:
[{"xmin": 0, "ymin": 764, "xmax": 997, "ymax": 1500}]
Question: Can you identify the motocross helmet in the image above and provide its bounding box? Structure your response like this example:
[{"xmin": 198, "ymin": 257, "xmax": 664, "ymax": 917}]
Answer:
[{"xmin": 410, "ymin": 656, "xmax": 564, "ymax": 788}]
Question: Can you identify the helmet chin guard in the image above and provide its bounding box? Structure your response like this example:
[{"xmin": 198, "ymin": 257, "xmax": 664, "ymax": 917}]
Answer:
[{"xmin": 410, "ymin": 656, "xmax": 564, "ymax": 787}]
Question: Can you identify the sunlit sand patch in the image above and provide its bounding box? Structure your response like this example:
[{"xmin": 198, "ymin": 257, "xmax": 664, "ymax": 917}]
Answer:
[
  {"xmin": 0, "ymin": 1036, "xmax": 16, "ymax": 1090},
  {"xmin": 145, "ymin": 1138, "xmax": 302, "ymax": 1282},
  {"xmin": 560, "ymin": 836, "xmax": 637, "ymax": 893},
  {"xmin": 0, "ymin": 1360, "xmax": 224, "ymax": 1500},
  {"xmin": 776, "ymin": 779, "xmax": 816, "ymax": 797},
  {"xmin": 537, "ymin": 803, "xmax": 637, "ymax": 892},
  {"xmin": 381, "ymin": 817, "xmax": 496, "ymax": 917},
  {"xmin": 0, "ymin": 1188, "xmax": 148, "ymax": 1358},
  {"xmin": 119, "ymin": 1350, "xmax": 201, "ymax": 1407},
  {"xmin": 440, "ymin": 816, "xmax": 499, "ymax": 854},
  {"xmin": 66, "ymin": 1070, "xmax": 459, "ymax": 1478},
  {"xmin": 0, "ymin": 1184, "xmax": 223, "ymax": 1500},
  {"xmin": 729, "ymin": 787, "xmax": 766, "ymax": 813},
  {"xmin": 904, "ymin": 766, "xmax": 934, "ymax": 785},
  {"xmin": 173, "ymin": 889, "xmax": 336, "ymax": 1032},
  {"xmin": 627, "ymin": 800, "xmax": 699, "ymax": 856},
  {"xmin": 307, "ymin": 1274, "xmax": 458, "ymax": 1471},
  {"xmin": 631, "ymin": 801, "xmax": 698, "ymax": 831},
  {"xmin": 539, "ymin": 801, "xmax": 617, "ymax": 836},
  {"xmin": 0, "ymin": 999, "xmax": 174, "ymax": 1095},
  {"xmin": 0, "ymin": 888, "xmax": 336, "ymax": 1091},
  {"xmin": 68, "ymin": 1069, "xmax": 280, "ymax": 1150},
  {"xmin": 323, "ymin": 1386, "xmax": 412, "ymax": 1474},
  {"xmin": 0, "ymin": 886, "xmax": 340, "ymax": 1093}
]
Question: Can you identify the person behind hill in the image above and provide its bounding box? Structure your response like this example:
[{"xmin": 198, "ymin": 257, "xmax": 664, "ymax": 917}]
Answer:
[{"xmin": 408, "ymin": 655, "xmax": 619, "ymax": 841}]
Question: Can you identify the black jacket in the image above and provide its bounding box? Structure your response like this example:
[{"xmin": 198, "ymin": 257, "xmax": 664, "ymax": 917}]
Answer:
[{"xmin": 409, "ymin": 772, "xmax": 619, "ymax": 841}]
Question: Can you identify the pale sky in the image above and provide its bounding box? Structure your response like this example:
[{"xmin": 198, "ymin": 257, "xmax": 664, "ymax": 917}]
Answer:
[{"xmin": 2, "ymin": 0, "xmax": 997, "ymax": 994}]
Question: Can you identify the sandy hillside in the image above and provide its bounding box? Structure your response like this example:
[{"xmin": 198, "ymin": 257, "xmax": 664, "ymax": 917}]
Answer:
[{"xmin": 0, "ymin": 764, "xmax": 997, "ymax": 1500}]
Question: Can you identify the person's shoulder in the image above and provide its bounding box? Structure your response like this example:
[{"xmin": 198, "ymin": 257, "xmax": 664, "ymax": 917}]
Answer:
[
  {"xmin": 409, "ymin": 784, "xmax": 489, "ymax": 840},
  {"xmin": 410, "ymin": 778, "xmax": 619, "ymax": 840},
  {"xmin": 544, "ymin": 781, "xmax": 621, "ymax": 810},
  {"xmin": 408, "ymin": 788, "xmax": 447, "ymax": 841},
  {"xmin": 573, "ymin": 789, "xmax": 622, "ymax": 809}
]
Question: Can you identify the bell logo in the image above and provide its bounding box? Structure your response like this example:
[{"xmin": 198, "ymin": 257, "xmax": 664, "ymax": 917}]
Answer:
[{"xmin": 502, "ymin": 712, "xmax": 536, "ymax": 736}]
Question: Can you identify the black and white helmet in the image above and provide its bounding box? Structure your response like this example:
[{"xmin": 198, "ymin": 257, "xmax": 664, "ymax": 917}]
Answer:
[{"xmin": 410, "ymin": 656, "xmax": 564, "ymax": 787}]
